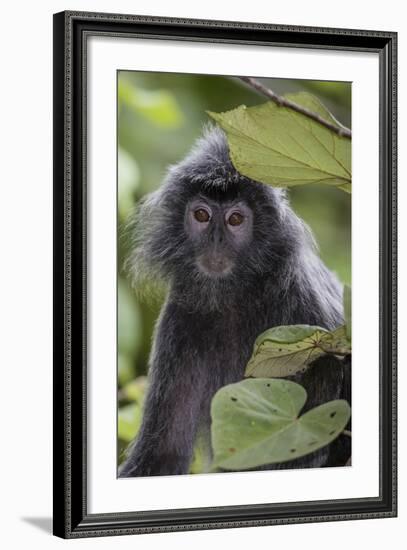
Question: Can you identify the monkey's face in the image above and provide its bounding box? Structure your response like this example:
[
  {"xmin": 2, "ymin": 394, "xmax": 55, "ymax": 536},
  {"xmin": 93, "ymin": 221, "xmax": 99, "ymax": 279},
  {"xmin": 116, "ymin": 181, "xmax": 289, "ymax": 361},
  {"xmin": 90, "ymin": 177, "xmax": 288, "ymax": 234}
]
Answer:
[{"xmin": 184, "ymin": 196, "xmax": 253, "ymax": 277}]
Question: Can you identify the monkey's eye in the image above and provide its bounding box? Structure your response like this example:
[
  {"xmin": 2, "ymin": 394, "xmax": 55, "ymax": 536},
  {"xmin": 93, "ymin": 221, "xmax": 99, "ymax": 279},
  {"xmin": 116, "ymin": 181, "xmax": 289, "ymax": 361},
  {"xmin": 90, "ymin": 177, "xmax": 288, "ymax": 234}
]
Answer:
[
  {"xmin": 194, "ymin": 208, "xmax": 210, "ymax": 223},
  {"xmin": 227, "ymin": 212, "xmax": 244, "ymax": 226}
]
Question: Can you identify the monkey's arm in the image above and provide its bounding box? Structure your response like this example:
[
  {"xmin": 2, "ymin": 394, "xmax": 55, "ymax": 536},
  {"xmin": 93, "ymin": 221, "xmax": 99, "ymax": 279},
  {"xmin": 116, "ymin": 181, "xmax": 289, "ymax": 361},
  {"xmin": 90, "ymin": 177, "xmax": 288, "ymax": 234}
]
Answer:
[{"xmin": 119, "ymin": 306, "xmax": 204, "ymax": 477}]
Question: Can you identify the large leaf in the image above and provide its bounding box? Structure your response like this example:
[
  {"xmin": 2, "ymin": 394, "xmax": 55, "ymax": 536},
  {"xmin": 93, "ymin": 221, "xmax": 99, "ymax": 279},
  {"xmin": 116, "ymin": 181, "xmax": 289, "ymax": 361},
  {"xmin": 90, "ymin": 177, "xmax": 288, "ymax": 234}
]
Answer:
[
  {"xmin": 211, "ymin": 378, "xmax": 350, "ymax": 470},
  {"xmin": 208, "ymin": 92, "xmax": 351, "ymax": 189},
  {"xmin": 245, "ymin": 324, "xmax": 350, "ymax": 379}
]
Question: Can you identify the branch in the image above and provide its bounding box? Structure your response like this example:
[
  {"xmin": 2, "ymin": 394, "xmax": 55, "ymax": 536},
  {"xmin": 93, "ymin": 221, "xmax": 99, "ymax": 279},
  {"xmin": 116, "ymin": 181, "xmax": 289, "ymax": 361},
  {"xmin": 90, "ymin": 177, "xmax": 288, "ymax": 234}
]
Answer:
[{"xmin": 239, "ymin": 76, "xmax": 352, "ymax": 139}]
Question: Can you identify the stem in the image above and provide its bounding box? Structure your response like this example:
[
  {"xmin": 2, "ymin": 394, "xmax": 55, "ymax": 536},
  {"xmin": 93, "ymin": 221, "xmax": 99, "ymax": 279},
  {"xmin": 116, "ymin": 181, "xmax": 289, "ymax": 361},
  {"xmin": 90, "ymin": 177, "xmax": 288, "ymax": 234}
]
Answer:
[
  {"xmin": 343, "ymin": 429, "xmax": 352, "ymax": 437},
  {"xmin": 239, "ymin": 76, "xmax": 352, "ymax": 139},
  {"xmin": 317, "ymin": 346, "xmax": 351, "ymax": 357}
]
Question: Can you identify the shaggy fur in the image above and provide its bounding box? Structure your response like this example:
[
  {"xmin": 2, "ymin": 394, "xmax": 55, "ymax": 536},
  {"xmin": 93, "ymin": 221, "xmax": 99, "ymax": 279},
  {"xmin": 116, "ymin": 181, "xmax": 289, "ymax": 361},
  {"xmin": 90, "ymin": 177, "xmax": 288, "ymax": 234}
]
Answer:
[{"xmin": 119, "ymin": 127, "xmax": 350, "ymax": 477}]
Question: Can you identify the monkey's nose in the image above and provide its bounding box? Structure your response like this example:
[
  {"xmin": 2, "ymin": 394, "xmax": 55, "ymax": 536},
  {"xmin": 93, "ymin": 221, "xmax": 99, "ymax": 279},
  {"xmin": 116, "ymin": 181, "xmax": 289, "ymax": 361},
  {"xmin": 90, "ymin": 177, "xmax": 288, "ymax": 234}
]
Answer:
[{"xmin": 197, "ymin": 253, "xmax": 233, "ymax": 276}]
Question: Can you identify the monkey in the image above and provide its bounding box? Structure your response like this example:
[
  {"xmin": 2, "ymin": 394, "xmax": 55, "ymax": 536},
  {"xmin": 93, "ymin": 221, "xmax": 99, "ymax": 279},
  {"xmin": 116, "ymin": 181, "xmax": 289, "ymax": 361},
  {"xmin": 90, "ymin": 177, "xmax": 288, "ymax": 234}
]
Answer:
[{"xmin": 119, "ymin": 126, "xmax": 351, "ymax": 478}]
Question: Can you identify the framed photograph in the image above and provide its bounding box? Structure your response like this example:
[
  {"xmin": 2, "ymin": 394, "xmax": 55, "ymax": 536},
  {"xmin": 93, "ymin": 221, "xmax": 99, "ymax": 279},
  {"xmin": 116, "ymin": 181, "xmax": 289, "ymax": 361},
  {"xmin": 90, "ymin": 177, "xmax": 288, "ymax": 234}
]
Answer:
[{"xmin": 53, "ymin": 11, "xmax": 397, "ymax": 538}]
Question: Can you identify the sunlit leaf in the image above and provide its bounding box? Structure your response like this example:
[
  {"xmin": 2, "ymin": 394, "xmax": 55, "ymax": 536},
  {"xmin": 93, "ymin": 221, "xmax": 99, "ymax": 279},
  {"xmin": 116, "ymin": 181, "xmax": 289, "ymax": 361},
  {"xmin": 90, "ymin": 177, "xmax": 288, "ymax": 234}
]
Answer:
[
  {"xmin": 189, "ymin": 436, "xmax": 212, "ymax": 475},
  {"xmin": 208, "ymin": 92, "xmax": 351, "ymax": 190},
  {"xmin": 302, "ymin": 81, "xmax": 352, "ymax": 108},
  {"xmin": 118, "ymin": 403, "xmax": 143, "ymax": 442},
  {"xmin": 118, "ymin": 353, "xmax": 134, "ymax": 386},
  {"xmin": 245, "ymin": 324, "xmax": 351, "ymax": 378},
  {"xmin": 118, "ymin": 280, "xmax": 142, "ymax": 357},
  {"xmin": 118, "ymin": 79, "xmax": 184, "ymax": 128},
  {"xmin": 211, "ymin": 378, "xmax": 350, "ymax": 470},
  {"xmin": 338, "ymin": 183, "xmax": 351, "ymax": 193},
  {"xmin": 121, "ymin": 376, "xmax": 147, "ymax": 403},
  {"xmin": 118, "ymin": 147, "xmax": 140, "ymax": 219}
]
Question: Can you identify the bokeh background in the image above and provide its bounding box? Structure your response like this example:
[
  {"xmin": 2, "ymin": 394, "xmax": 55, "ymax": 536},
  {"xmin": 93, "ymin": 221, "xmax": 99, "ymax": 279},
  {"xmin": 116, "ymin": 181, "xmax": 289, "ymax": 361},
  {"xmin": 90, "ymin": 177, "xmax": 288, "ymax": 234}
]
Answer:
[{"xmin": 117, "ymin": 71, "xmax": 351, "ymax": 469}]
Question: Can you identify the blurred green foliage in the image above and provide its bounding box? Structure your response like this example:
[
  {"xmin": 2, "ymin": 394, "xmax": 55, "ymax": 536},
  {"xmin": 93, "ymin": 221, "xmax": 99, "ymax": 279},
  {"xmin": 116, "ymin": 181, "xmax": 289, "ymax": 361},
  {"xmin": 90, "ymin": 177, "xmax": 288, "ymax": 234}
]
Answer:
[{"xmin": 117, "ymin": 71, "xmax": 351, "ymax": 467}]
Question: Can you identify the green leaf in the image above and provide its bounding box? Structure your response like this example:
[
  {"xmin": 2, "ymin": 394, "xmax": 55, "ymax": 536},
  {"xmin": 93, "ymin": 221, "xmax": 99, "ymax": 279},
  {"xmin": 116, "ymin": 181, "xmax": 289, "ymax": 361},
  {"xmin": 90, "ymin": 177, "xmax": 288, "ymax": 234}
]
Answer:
[
  {"xmin": 338, "ymin": 183, "xmax": 352, "ymax": 194},
  {"xmin": 189, "ymin": 436, "xmax": 212, "ymax": 475},
  {"xmin": 245, "ymin": 324, "xmax": 350, "ymax": 379},
  {"xmin": 343, "ymin": 285, "xmax": 352, "ymax": 341},
  {"xmin": 118, "ymin": 280, "xmax": 142, "ymax": 357},
  {"xmin": 118, "ymin": 147, "xmax": 140, "ymax": 219},
  {"xmin": 255, "ymin": 324, "xmax": 326, "ymax": 344},
  {"xmin": 121, "ymin": 376, "xmax": 147, "ymax": 403},
  {"xmin": 320, "ymin": 325, "xmax": 351, "ymax": 355},
  {"xmin": 118, "ymin": 78, "xmax": 184, "ymax": 128},
  {"xmin": 118, "ymin": 403, "xmax": 143, "ymax": 442},
  {"xmin": 208, "ymin": 92, "xmax": 351, "ymax": 190},
  {"xmin": 118, "ymin": 353, "xmax": 134, "ymax": 386},
  {"xmin": 211, "ymin": 378, "xmax": 350, "ymax": 470}
]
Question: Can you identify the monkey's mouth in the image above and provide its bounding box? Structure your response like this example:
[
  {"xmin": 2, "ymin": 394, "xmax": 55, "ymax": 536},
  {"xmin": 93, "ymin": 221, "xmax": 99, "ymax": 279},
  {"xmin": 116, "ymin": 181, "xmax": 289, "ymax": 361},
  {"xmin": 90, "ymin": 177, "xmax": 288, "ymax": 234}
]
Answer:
[{"xmin": 196, "ymin": 253, "xmax": 234, "ymax": 277}]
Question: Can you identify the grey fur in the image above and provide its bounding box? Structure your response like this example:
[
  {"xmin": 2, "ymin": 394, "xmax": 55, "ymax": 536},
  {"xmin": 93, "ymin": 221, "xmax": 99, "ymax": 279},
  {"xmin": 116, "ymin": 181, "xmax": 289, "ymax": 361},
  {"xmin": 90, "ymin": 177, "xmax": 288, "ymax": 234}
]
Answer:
[{"xmin": 119, "ymin": 127, "xmax": 350, "ymax": 477}]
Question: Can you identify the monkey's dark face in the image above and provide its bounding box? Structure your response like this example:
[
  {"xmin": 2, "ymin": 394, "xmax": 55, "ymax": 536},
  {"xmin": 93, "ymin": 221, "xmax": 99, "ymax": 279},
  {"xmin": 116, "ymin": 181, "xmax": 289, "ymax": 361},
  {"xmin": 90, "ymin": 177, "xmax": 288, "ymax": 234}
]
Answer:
[
  {"xmin": 185, "ymin": 196, "xmax": 253, "ymax": 277},
  {"xmin": 126, "ymin": 128, "xmax": 301, "ymax": 306}
]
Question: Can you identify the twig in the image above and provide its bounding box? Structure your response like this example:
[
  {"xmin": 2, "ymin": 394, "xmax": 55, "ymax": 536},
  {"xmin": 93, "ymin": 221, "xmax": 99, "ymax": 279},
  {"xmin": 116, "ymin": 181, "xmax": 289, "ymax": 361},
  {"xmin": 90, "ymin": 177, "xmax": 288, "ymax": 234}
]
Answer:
[
  {"xmin": 343, "ymin": 429, "xmax": 352, "ymax": 437},
  {"xmin": 239, "ymin": 76, "xmax": 352, "ymax": 139}
]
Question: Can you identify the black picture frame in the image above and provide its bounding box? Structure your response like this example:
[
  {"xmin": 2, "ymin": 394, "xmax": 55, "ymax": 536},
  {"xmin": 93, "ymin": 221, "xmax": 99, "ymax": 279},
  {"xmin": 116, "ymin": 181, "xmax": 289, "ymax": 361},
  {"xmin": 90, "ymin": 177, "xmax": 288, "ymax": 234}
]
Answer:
[{"xmin": 53, "ymin": 10, "xmax": 397, "ymax": 539}]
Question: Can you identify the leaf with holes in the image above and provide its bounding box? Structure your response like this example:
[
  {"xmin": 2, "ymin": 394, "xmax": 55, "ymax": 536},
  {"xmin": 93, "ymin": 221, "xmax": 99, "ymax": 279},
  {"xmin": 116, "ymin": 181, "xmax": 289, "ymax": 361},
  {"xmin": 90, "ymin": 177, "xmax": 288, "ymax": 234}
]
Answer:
[
  {"xmin": 208, "ymin": 92, "xmax": 351, "ymax": 190},
  {"xmin": 245, "ymin": 324, "xmax": 350, "ymax": 379},
  {"xmin": 211, "ymin": 378, "xmax": 351, "ymax": 470}
]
